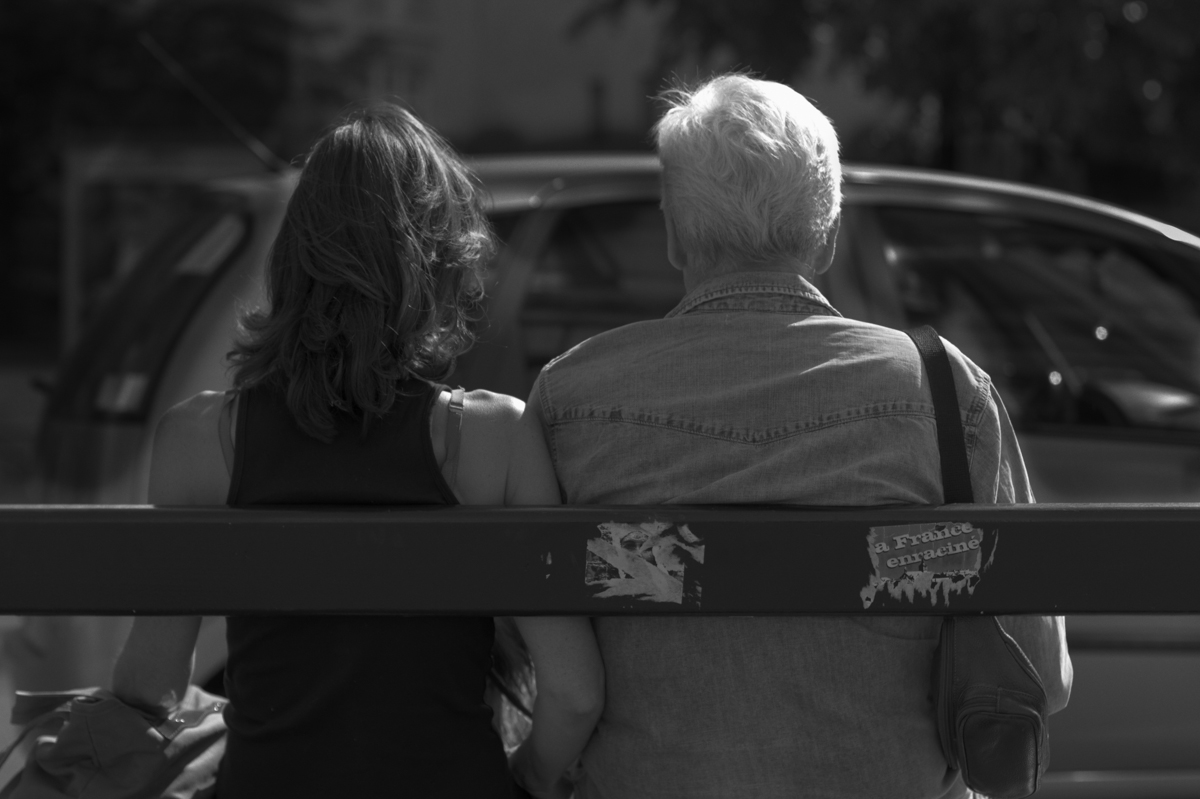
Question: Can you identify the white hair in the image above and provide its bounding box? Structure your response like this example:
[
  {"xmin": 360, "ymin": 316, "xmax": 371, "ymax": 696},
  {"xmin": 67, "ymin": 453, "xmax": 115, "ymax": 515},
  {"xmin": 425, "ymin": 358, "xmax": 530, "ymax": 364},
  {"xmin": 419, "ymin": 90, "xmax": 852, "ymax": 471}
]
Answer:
[{"xmin": 654, "ymin": 74, "xmax": 842, "ymax": 271}]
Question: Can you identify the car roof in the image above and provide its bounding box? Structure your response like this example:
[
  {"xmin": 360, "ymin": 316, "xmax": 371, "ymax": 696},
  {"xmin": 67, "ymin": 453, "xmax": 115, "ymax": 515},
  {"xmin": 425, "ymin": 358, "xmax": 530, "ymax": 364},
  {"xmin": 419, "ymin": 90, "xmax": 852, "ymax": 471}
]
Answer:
[
  {"xmin": 468, "ymin": 152, "xmax": 1200, "ymax": 252},
  {"xmin": 468, "ymin": 153, "xmax": 660, "ymax": 213},
  {"xmin": 845, "ymin": 163, "xmax": 1200, "ymax": 250}
]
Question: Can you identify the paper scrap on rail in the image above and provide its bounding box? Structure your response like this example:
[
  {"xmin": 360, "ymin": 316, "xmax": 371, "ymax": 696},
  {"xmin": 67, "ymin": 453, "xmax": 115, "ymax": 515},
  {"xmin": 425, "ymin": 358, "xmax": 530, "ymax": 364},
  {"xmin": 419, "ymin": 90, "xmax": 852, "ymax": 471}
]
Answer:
[
  {"xmin": 860, "ymin": 521, "xmax": 992, "ymax": 608},
  {"xmin": 585, "ymin": 521, "xmax": 704, "ymax": 606}
]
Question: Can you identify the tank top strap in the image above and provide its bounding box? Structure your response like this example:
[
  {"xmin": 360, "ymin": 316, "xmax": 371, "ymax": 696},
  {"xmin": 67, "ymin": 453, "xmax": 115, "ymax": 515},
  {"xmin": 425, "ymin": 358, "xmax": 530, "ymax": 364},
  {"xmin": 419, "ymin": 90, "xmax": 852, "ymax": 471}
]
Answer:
[{"xmin": 444, "ymin": 387, "xmax": 465, "ymax": 495}]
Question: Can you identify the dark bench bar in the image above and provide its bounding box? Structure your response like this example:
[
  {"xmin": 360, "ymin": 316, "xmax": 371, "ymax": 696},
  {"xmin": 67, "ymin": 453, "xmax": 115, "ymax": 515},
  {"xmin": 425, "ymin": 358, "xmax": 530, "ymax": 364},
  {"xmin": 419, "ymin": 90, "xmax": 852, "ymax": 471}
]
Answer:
[{"xmin": 1, "ymin": 503, "xmax": 1197, "ymax": 615}]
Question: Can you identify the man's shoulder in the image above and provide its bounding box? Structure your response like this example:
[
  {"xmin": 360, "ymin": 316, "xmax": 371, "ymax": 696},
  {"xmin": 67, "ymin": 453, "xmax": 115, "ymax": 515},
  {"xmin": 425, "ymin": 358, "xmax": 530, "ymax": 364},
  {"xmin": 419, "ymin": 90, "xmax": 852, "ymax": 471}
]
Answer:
[
  {"xmin": 939, "ymin": 336, "xmax": 993, "ymax": 401},
  {"xmin": 543, "ymin": 313, "xmax": 912, "ymax": 367},
  {"xmin": 535, "ymin": 314, "xmax": 994, "ymax": 416},
  {"xmin": 830, "ymin": 320, "xmax": 993, "ymax": 399},
  {"xmin": 532, "ymin": 318, "xmax": 685, "ymax": 417},
  {"xmin": 542, "ymin": 317, "xmax": 675, "ymax": 373}
]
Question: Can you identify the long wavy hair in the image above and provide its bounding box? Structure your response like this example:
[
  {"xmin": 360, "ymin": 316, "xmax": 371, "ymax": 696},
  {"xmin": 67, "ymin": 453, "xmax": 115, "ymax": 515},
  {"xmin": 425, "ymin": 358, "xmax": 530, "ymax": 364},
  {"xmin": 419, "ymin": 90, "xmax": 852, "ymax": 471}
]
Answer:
[{"xmin": 230, "ymin": 104, "xmax": 493, "ymax": 441}]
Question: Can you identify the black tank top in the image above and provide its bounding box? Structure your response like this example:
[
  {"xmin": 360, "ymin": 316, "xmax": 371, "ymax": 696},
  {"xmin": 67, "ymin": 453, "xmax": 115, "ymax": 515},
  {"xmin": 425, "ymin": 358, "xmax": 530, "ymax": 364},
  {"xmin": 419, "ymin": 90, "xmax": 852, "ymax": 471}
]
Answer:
[{"xmin": 219, "ymin": 380, "xmax": 512, "ymax": 799}]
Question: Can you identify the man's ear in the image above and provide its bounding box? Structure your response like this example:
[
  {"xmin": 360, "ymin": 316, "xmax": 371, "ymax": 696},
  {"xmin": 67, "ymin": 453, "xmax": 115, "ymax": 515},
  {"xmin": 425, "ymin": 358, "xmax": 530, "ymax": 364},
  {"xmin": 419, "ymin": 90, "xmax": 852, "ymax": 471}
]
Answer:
[
  {"xmin": 664, "ymin": 207, "xmax": 688, "ymax": 272},
  {"xmin": 811, "ymin": 214, "xmax": 841, "ymax": 276}
]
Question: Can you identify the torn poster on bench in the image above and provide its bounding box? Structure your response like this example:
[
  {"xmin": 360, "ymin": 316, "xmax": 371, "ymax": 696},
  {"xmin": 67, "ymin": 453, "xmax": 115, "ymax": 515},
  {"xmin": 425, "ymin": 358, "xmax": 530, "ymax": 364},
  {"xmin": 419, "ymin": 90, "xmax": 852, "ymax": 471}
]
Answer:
[
  {"xmin": 860, "ymin": 521, "xmax": 996, "ymax": 608},
  {"xmin": 585, "ymin": 521, "xmax": 704, "ymax": 607}
]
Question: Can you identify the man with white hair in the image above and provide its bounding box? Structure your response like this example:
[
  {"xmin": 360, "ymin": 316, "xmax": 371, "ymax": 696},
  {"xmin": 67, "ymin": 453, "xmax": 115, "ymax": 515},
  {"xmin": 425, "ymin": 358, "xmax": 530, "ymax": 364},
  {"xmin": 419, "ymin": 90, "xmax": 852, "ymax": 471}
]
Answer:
[{"xmin": 529, "ymin": 74, "xmax": 1070, "ymax": 798}]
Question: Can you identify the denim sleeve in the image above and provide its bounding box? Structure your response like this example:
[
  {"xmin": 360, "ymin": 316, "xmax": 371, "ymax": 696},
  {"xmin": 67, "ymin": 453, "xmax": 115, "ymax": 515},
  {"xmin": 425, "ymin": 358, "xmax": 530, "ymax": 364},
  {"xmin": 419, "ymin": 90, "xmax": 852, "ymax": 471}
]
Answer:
[
  {"xmin": 968, "ymin": 378, "xmax": 1073, "ymax": 714},
  {"xmin": 1001, "ymin": 614, "xmax": 1073, "ymax": 714},
  {"xmin": 967, "ymin": 380, "xmax": 1035, "ymax": 505}
]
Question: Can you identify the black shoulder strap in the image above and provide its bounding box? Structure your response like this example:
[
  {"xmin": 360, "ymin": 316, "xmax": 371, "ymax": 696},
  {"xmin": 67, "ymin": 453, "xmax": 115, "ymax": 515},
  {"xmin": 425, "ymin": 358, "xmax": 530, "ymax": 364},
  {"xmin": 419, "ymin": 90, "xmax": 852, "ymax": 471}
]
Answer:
[{"xmin": 906, "ymin": 326, "xmax": 974, "ymax": 504}]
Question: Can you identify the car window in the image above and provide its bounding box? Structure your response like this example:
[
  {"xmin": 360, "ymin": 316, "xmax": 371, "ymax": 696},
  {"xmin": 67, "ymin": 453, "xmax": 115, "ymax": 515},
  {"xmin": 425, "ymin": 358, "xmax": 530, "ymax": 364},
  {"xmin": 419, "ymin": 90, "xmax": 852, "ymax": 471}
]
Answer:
[
  {"xmin": 855, "ymin": 206, "xmax": 1200, "ymax": 436},
  {"xmin": 47, "ymin": 192, "xmax": 250, "ymax": 422},
  {"xmin": 77, "ymin": 183, "xmax": 227, "ymax": 331},
  {"xmin": 518, "ymin": 201, "xmax": 683, "ymax": 386}
]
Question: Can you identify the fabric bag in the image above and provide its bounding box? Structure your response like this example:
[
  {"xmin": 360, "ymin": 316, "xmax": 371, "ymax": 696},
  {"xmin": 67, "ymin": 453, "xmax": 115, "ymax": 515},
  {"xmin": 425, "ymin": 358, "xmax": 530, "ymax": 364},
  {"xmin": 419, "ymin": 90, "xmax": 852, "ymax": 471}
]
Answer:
[
  {"xmin": 0, "ymin": 685, "xmax": 226, "ymax": 799},
  {"xmin": 906, "ymin": 326, "xmax": 1049, "ymax": 799}
]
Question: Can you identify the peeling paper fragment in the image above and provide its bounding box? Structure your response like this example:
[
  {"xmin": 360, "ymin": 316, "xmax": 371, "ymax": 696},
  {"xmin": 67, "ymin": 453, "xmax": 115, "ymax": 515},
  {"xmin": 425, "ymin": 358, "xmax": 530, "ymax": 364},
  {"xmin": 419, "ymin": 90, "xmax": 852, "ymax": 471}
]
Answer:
[
  {"xmin": 585, "ymin": 521, "xmax": 704, "ymax": 606},
  {"xmin": 860, "ymin": 522, "xmax": 993, "ymax": 609}
]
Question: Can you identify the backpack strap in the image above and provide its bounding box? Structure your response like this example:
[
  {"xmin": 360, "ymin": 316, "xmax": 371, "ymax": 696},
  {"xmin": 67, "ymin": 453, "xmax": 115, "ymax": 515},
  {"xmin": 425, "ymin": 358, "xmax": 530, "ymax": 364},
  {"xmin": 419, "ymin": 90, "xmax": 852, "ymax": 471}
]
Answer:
[{"xmin": 905, "ymin": 326, "xmax": 974, "ymax": 504}]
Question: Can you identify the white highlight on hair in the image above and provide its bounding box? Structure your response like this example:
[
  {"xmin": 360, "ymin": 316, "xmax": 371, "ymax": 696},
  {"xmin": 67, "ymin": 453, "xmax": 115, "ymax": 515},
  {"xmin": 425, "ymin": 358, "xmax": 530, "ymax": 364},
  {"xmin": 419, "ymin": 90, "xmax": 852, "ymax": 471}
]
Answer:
[{"xmin": 655, "ymin": 74, "xmax": 842, "ymax": 271}]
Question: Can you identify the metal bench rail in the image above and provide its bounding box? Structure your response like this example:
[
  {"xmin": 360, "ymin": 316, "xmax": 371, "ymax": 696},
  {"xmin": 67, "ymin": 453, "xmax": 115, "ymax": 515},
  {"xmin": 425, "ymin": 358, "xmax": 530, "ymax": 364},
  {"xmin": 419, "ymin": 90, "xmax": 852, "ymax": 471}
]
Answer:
[{"xmin": 2, "ymin": 503, "xmax": 1196, "ymax": 615}]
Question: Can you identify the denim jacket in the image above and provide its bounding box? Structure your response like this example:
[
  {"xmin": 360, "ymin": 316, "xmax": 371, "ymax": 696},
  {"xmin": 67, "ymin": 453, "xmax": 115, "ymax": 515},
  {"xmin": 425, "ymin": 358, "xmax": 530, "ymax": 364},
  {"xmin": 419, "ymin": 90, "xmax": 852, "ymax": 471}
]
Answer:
[{"xmin": 534, "ymin": 271, "xmax": 1064, "ymax": 799}]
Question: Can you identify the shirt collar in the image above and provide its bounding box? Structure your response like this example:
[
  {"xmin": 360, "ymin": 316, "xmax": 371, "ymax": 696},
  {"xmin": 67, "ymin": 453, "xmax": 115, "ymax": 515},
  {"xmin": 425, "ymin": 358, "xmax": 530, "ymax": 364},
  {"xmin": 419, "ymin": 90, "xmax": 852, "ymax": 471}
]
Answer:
[{"xmin": 666, "ymin": 270, "xmax": 842, "ymax": 318}]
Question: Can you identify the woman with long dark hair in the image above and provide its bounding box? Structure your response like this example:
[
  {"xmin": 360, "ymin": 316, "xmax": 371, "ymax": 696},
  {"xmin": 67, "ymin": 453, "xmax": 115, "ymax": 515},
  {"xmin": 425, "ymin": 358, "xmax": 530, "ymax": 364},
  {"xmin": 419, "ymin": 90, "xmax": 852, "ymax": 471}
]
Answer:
[{"xmin": 112, "ymin": 105, "xmax": 601, "ymax": 799}]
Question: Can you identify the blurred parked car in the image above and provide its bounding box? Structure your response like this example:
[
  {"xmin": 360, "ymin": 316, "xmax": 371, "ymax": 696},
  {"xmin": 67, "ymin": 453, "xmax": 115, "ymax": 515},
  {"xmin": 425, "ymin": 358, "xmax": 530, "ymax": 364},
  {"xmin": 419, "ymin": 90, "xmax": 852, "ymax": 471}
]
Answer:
[
  {"xmin": 32, "ymin": 154, "xmax": 1200, "ymax": 795},
  {"xmin": 38, "ymin": 154, "xmax": 1200, "ymax": 506}
]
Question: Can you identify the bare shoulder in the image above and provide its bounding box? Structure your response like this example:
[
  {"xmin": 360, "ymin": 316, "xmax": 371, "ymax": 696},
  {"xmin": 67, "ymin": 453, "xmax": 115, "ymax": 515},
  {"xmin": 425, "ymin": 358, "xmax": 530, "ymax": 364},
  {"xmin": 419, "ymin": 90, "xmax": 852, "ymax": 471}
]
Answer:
[
  {"xmin": 157, "ymin": 391, "xmax": 228, "ymax": 434},
  {"xmin": 453, "ymin": 389, "xmax": 549, "ymax": 506},
  {"xmin": 463, "ymin": 388, "xmax": 524, "ymax": 424},
  {"xmin": 460, "ymin": 389, "xmax": 525, "ymax": 461},
  {"xmin": 150, "ymin": 391, "xmax": 231, "ymax": 505}
]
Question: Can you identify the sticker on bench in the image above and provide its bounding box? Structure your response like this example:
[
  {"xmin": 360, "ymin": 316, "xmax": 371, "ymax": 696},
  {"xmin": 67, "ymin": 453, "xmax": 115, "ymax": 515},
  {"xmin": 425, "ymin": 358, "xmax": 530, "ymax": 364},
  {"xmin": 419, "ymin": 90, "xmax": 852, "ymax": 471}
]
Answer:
[
  {"xmin": 585, "ymin": 521, "xmax": 704, "ymax": 606},
  {"xmin": 859, "ymin": 521, "xmax": 995, "ymax": 608}
]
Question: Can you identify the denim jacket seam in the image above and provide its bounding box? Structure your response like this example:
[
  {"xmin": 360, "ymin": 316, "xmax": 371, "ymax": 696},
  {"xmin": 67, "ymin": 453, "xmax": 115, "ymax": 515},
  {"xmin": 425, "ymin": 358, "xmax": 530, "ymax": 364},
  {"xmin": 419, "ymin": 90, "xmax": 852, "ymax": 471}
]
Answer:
[
  {"xmin": 677, "ymin": 292, "xmax": 833, "ymax": 314},
  {"xmin": 963, "ymin": 373, "xmax": 993, "ymax": 477},
  {"xmin": 547, "ymin": 403, "xmax": 936, "ymax": 444},
  {"xmin": 670, "ymin": 281, "xmax": 835, "ymax": 317},
  {"xmin": 537, "ymin": 372, "xmax": 560, "ymax": 467},
  {"xmin": 684, "ymin": 304, "xmax": 837, "ymax": 317},
  {"xmin": 702, "ymin": 284, "xmax": 824, "ymax": 300}
]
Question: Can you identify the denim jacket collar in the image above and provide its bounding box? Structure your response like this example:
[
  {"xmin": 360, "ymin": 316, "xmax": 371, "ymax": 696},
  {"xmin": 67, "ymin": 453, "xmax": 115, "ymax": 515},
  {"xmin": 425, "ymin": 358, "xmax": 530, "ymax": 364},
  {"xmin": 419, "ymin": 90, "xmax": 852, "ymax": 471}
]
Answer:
[{"xmin": 665, "ymin": 269, "xmax": 843, "ymax": 318}]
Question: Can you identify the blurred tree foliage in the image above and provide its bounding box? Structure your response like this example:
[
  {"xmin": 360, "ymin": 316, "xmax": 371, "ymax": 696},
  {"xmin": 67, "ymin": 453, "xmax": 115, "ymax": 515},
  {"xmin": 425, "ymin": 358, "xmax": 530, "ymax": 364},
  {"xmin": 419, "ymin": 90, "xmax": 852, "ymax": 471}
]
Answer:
[
  {"xmin": 0, "ymin": 0, "xmax": 290, "ymax": 346},
  {"xmin": 575, "ymin": 0, "xmax": 822, "ymax": 89},
  {"xmin": 579, "ymin": 0, "xmax": 1200, "ymax": 212}
]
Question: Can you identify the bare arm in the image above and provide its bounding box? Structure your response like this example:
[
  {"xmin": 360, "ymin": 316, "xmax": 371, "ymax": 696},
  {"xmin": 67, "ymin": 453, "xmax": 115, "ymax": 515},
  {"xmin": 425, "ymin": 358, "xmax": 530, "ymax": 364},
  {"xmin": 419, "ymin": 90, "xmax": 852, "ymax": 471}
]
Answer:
[
  {"xmin": 113, "ymin": 394, "xmax": 229, "ymax": 711},
  {"xmin": 503, "ymin": 394, "xmax": 604, "ymax": 799},
  {"xmin": 509, "ymin": 616, "xmax": 603, "ymax": 799},
  {"xmin": 111, "ymin": 616, "xmax": 203, "ymax": 714}
]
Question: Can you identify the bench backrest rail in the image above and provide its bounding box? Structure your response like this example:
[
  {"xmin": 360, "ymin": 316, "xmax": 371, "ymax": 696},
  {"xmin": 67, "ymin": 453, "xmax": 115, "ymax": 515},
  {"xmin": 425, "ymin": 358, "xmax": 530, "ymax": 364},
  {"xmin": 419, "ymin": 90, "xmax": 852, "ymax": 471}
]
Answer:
[{"xmin": 1, "ymin": 504, "xmax": 1195, "ymax": 615}]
